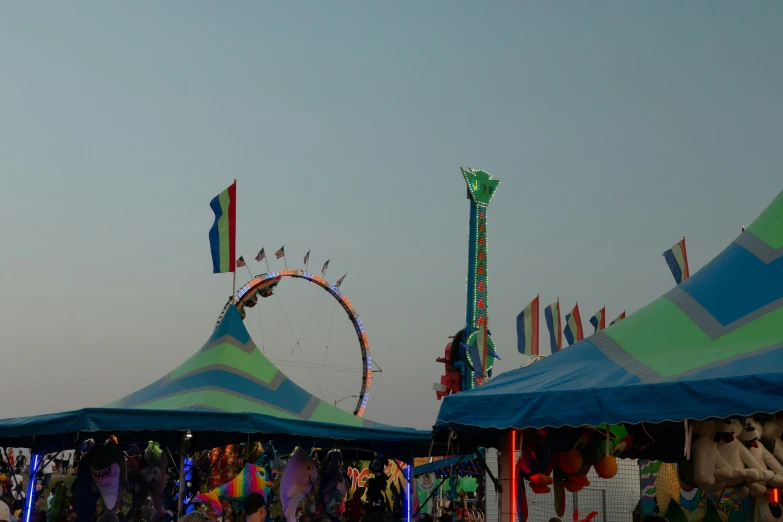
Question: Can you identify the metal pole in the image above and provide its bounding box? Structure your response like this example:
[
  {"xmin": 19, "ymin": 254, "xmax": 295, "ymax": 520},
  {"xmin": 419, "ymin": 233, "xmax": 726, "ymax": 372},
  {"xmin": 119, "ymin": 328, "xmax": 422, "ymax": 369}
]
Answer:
[{"xmin": 177, "ymin": 434, "xmax": 189, "ymax": 519}]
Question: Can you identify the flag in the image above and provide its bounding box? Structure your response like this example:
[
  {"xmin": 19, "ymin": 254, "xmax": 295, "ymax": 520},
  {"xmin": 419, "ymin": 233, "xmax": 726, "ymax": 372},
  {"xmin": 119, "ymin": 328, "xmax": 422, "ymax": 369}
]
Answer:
[
  {"xmin": 610, "ymin": 311, "xmax": 626, "ymax": 325},
  {"xmin": 663, "ymin": 237, "xmax": 690, "ymax": 285},
  {"xmin": 321, "ymin": 259, "xmax": 330, "ymax": 275},
  {"xmin": 563, "ymin": 303, "xmax": 584, "ymax": 346},
  {"xmin": 255, "ymin": 248, "xmax": 266, "ymax": 262},
  {"xmin": 544, "ymin": 299, "xmax": 562, "ymax": 353},
  {"xmin": 336, "ymin": 273, "xmax": 346, "ymax": 288},
  {"xmin": 236, "ymin": 256, "xmax": 246, "ymax": 268},
  {"xmin": 303, "ymin": 250, "xmax": 310, "ymax": 265},
  {"xmin": 208, "ymin": 181, "xmax": 237, "ymax": 273},
  {"xmin": 589, "ymin": 307, "xmax": 606, "ymax": 333},
  {"xmin": 275, "ymin": 246, "xmax": 285, "ymax": 259},
  {"xmin": 516, "ymin": 296, "xmax": 539, "ymax": 356}
]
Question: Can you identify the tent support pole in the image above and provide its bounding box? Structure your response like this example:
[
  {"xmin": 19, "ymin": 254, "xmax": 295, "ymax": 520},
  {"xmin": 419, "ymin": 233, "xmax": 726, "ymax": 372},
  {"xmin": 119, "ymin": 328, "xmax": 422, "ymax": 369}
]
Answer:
[{"xmin": 177, "ymin": 434, "xmax": 189, "ymax": 519}]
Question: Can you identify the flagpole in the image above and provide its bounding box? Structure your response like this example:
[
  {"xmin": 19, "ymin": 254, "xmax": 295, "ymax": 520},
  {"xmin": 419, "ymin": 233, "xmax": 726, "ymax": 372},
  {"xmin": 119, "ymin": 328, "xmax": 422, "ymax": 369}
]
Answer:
[
  {"xmin": 245, "ymin": 265, "xmax": 253, "ymax": 278},
  {"xmin": 265, "ymin": 258, "xmax": 271, "ymax": 272},
  {"xmin": 232, "ymin": 270, "xmax": 236, "ymax": 296}
]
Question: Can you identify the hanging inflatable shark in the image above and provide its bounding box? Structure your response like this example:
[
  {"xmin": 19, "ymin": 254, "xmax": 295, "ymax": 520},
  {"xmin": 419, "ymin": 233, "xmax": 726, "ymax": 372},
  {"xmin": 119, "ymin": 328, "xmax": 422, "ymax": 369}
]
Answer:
[
  {"xmin": 281, "ymin": 447, "xmax": 318, "ymax": 522},
  {"xmin": 90, "ymin": 437, "xmax": 130, "ymax": 515},
  {"xmin": 192, "ymin": 463, "xmax": 274, "ymax": 514}
]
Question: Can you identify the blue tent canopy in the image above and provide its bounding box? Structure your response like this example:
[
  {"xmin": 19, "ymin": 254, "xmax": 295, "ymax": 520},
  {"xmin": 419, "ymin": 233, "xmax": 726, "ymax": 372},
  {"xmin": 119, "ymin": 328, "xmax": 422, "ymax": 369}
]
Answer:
[
  {"xmin": 0, "ymin": 297, "xmax": 438, "ymax": 458},
  {"xmin": 436, "ymin": 189, "xmax": 783, "ymax": 434},
  {"xmin": 0, "ymin": 407, "xmax": 432, "ymax": 458}
]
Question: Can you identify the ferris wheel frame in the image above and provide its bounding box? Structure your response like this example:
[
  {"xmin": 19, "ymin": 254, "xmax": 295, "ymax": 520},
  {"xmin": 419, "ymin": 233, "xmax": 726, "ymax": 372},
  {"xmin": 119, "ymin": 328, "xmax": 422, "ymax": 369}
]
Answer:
[{"xmin": 216, "ymin": 269, "xmax": 371, "ymax": 417}]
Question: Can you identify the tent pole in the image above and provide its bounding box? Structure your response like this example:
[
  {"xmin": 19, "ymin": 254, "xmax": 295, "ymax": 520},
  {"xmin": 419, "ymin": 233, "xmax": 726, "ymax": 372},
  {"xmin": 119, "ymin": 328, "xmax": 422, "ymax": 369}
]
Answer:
[{"xmin": 177, "ymin": 434, "xmax": 189, "ymax": 519}]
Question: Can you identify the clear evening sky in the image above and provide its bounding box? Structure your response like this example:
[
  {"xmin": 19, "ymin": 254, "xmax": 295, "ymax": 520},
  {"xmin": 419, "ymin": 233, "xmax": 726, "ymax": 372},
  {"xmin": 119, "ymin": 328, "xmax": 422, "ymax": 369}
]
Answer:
[{"xmin": 1, "ymin": 2, "xmax": 781, "ymax": 429}]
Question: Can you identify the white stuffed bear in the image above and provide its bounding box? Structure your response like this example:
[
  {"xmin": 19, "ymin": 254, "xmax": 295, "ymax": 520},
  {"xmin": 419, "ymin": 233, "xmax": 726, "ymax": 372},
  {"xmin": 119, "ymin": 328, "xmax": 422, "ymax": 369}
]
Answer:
[
  {"xmin": 712, "ymin": 418, "xmax": 771, "ymax": 498},
  {"xmin": 740, "ymin": 417, "xmax": 783, "ymax": 487},
  {"xmin": 762, "ymin": 414, "xmax": 783, "ymax": 466},
  {"xmin": 689, "ymin": 420, "xmax": 740, "ymax": 489}
]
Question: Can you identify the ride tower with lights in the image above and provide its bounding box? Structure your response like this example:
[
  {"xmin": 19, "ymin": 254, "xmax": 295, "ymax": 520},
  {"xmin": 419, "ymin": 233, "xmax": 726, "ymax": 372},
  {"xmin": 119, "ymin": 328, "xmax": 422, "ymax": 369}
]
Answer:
[{"xmin": 435, "ymin": 168, "xmax": 501, "ymax": 399}]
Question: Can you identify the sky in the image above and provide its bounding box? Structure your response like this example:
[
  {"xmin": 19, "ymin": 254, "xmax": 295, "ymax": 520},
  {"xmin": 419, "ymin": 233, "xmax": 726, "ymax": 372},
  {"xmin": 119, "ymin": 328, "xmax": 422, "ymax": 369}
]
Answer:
[{"xmin": 1, "ymin": 2, "xmax": 781, "ymax": 430}]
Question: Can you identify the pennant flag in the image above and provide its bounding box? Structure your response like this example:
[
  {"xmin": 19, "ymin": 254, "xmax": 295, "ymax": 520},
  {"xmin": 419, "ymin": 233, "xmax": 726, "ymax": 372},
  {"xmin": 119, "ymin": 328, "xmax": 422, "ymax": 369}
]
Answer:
[
  {"xmin": 236, "ymin": 256, "xmax": 246, "ymax": 268},
  {"xmin": 663, "ymin": 237, "xmax": 690, "ymax": 285},
  {"xmin": 544, "ymin": 299, "xmax": 562, "ymax": 353},
  {"xmin": 335, "ymin": 273, "xmax": 347, "ymax": 288},
  {"xmin": 563, "ymin": 303, "xmax": 584, "ymax": 346},
  {"xmin": 255, "ymin": 248, "xmax": 266, "ymax": 262},
  {"xmin": 321, "ymin": 259, "xmax": 330, "ymax": 275},
  {"xmin": 275, "ymin": 246, "xmax": 285, "ymax": 259},
  {"xmin": 610, "ymin": 311, "xmax": 626, "ymax": 325},
  {"xmin": 303, "ymin": 250, "xmax": 310, "ymax": 265},
  {"xmin": 516, "ymin": 295, "xmax": 539, "ymax": 356},
  {"xmin": 589, "ymin": 307, "xmax": 606, "ymax": 333},
  {"xmin": 208, "ymin": 181, "xmax": 237, "ymax": 273}
]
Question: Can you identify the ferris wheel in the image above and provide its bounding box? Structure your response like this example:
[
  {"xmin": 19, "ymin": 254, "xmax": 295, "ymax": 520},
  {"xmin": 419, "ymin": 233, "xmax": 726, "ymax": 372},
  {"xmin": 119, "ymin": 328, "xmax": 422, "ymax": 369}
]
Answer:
[{"xmin": 215, "ymin": 269, "xmax": 372, "ymax": 417}]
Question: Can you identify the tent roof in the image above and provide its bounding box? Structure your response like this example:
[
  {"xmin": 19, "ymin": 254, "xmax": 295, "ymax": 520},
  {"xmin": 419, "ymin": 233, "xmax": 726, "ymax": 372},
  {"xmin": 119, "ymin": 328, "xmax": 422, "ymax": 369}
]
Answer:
[
  {"xmin": 0, "ymin": 301, "xmax": 438, "ymax": 458},
  {"xmin": 436, "ymin": 189, "xmax": 783, "ymax": 434},
  {"xmin": 0, "ymin": 407, "xmax": 431, "ymax": 458},
  {"xmin": 105, "ymin": 305, "xmax": 372, "ymax": 428}
]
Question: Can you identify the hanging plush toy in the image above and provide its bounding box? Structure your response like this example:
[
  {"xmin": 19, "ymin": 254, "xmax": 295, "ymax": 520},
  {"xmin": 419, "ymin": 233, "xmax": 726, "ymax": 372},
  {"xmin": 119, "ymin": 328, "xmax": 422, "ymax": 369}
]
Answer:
[
  {"xmin": 72, "ymin": 444, "xmax": 101, "ymax": 522},
  {"xmin": 516, "ymin": 429, "xmax": 554, "ymax": 522},
  {"xmin": 89, "ymin": 437, "xmax": 130, "ymax": 522},
  {"xmin": 712, "ymin": 418, "xmax": 771, "ymax": 498},
  {"xmin": 318, "ymin": 450, "xmax": 349, "ymax": 520},
  {"xmin": 572, "ymin": 509, "xmax": 598, "ymax": 522},
  {"xmin": 141, "ymin": 441, "xmax": 168, "ymax": 521},
  {"xmin": 740, "ymin": 417, "xmax": 783, "ymax": 487},
  {"xmin": 281, "ymin": 447, "xmax": 318, "ymax": 522},
  {"xmin": 192, "ymin": 463, "xmax": 274, "ymax": 514},
  {"xmin": 762, "ymin": 415, "xmax": 783, "ymax": 467}
]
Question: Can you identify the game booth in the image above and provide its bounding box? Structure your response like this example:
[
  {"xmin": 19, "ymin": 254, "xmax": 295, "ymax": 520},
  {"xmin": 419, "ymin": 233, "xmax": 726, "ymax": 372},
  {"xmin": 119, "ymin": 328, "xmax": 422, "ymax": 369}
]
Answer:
[
  {"xmin": 435, "ymin": 188, "xmax": 783, "ymax": 522},
  {"xmin": 0, "ymin": 304, "xmax": 445, "ymax": 522}
]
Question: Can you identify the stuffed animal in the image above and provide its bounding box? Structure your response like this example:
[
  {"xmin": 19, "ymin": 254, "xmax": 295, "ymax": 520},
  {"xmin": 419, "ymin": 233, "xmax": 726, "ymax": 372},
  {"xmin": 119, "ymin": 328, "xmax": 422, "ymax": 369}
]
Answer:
[
  {"xmin": 740, "ymin": 417, "xmax": 783, "ymax": 486},
  {"xmin": 141, "ymin": 441, "xmax": 168, "ymax": 521},
  {"xmin": 762, "ymin": 414, "xmax": 783, "ymax": 466},
  {"xmin": 712, "ymin": 418, "xmax": 771, "ymax": 498},
  {"xmin": 72, "ymin": 444, "xmax": 101, "ymax": 522},
  {"xmin": 517, "ymin": 429, "xmax": 554, "ymax": 494},
  {"xmin": 758, "ymin": 494, "xmax": 783, "ymax": 522},
  {"xmin": 281, "ymin": 447, "xmax": 318, "ymax": 522},
  {"xmin": 318, "ymin": 449, "xmax": 348, "ymax": 519},
  {"xmin": 90, "ymin": 437, "xmax": 130, "ymax": 522},
  {"xmin": 192, "ymin": 463, "xmax": 274, "ymax": 514}
]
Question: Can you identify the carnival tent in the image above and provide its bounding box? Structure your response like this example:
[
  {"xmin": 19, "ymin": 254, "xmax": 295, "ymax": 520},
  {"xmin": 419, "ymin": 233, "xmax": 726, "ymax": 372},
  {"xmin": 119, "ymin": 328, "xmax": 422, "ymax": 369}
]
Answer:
[
  {"xmin": 0, "ymin": 305, "xmax": 433, "ymax": 458},
  {"xmin": 436, "ymin": 188, "xmax": 783, "ymax": 434}
]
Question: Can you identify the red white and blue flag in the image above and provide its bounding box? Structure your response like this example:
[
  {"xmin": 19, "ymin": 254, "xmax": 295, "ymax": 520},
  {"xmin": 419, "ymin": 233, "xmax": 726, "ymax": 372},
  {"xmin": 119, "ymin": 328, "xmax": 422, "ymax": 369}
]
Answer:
[
  {"xmin": 610, "ymin": 311, "xmax": 626, "ymax": 325},
  {"xmin": 563, "ymin": 303, "xmax": 584, "ymax": 346},
  {"xmin": 544, "ymin": 299, "xmax": 562, "ymax": 353},
  {"xmin": 663, "ymin": 237, "xmax": 690, "ymax": 285},
  {"xmin": 255, "ymin": 248, "xmax": 266, "ymax": 262},
  {"xmin": 321, "ymin": 259, "xmax": 330, "ymax": 275},
  {"xmin": 303, "ymin": 250, "xmax": 310, "ymax": 265},
  {"xmin": 335, "ymin": 273, "xmax": 346, "ymax": 288},
  {"xmin": 275, "ymin": 246, "xmax": 285, "ymax": 259},
  {"xmin": 236, "ymin": 256, "xmax": 246, "ymax": 268},
  {"xmin": 516, "ymin": 295, "xmax": 539, "ymax": 356},
  {"xmin": 589, "ymin": 307, "xmax": 606, "ymax": 333}
]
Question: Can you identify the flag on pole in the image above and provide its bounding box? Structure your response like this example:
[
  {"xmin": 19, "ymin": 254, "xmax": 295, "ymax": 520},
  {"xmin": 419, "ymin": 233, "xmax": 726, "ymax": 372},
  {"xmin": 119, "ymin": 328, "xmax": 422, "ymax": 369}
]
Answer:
[
  {"xmin": 589, "ymin": 307, "xmax": 606, "ymax": 333},
  {"xmin": 335, "ymin": 273, "xmax": 347, "ymax": 288},
  {"xmin": 610, "ymin": 311, "xmax": 626, "ymax": 325},
  {"xmin": 516, "ymin": 295, "xmax": 539, "ymax": 356},
  {"xmin": 255, "ymin": 248, "xmax": 266, "ymax": 262},
  {"xmin": 321, "ymin": 259, "xmax": 330, "ymax": 275},
  {"xmin": 275, "ymin": 246, "xmax": 285, "ymax": 259},
  {"xmin": 544, "ymin": 299, "xmax": 562, "ymax": 353},
  {"xmin": 563, "ymin": 303, "xmax": 584, "ymax": 346},
  {"xmin": 236, "ymin": 256, "xmax": 246, "ymax": 268},
  {"xmin": 208, "ymin": 181, "xmax": 237, "ymax": 273},
  {"xmin": 663, "ymin": 237, "xmax": 690, "ymax": 285},
  {"xmin": 303, "ymin": 250, "xmax": 310, "ymax": 265}
]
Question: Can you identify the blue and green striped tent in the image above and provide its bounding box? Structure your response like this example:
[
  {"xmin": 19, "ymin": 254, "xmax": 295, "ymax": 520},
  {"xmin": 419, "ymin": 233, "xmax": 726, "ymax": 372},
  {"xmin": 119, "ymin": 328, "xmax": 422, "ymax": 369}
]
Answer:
[
  {"xmin": 105, "ymin": 305, "xmax": 372, "ymax": 428},
  {"xmin": 436, "ymin": 189, "xmax": 783, "ymax": 432},
  {"xmin": 0, "ymin": 305, "xmax": 432, "ymax": 456}
]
